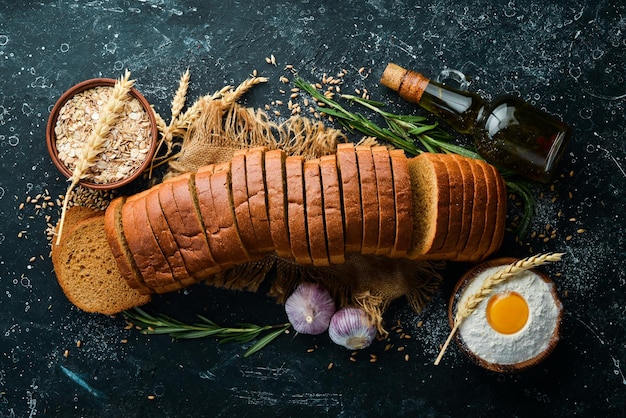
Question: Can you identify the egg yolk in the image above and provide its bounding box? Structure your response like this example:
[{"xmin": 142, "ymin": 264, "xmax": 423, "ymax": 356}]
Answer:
[{"xmin": 486, "ymin": 291, "xmax": 529, "ymax": 334}]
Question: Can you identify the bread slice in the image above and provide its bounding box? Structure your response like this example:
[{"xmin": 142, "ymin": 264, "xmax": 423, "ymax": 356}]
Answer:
[
  {"xmin": 52, "ymin": 205, "xmax": 102, "ymax": 270},
  {"xmin": 304, "ymin": 159, "xmax": 330, "ymax": 266},
  {"xmin": 484, "ymin": 164, "xmax": 507, "ymax": 258},
  {"xmin": 265, "ymin": 149, "xmax": 293, "ymax": 258},
  {"xmin": 448, "ymin": 154, "xmax": 475, "ymax": 259},
  {"xmin": 245, "ymin": 146, "xmax": 274, "ymax": 253},
  {"xmin": 355, "ymin": 145, "xmax": 380, "ymax": 254},
  {"xmin": 159, "ymin": 173, "xmax": 220, "ymax": 280},
  {"xmin": 104, "ymin": 196, "xmax": 153, "ymax": 294},
  {"xmin": 474, "ymin": 161, "xmax": 502, "ymax": 260},
  {"xmin": 144, "ymin": 185, "xmax": 196, "ymax": 288},
  {"xmin": 432, "ymin": 153, "xmax": 464, "ymax": 258},
  {"xmin": 319, "ymin": 154, "xmax": 345, "ymax": 264},
  {"xmin": 285, "ymin": 155, "xmax": 312, "ymax": 264},
  {"xmin": 406, "ymin": 153, "xmax": 450, "ymax": 259},
  {"xmin": 371, "ymin": 146, "xmax": 396, "ymax": 255},
  {"xmin": 388, "ymin": 149, "xmax": 413, "ymax": 258},
  {"xmin": 230, "ymin": 150, "xmax": 258, "ymax": 254},
  {"xmin": 453, "ymin": 158, "xmax": 488, "ymax": 262},
  {"xmin": 196, "ymin": 162, "xmax": 251, "ymax": 269},
  {"xmin": 336, "ymin": 143, "xmax": 363, "ymax": 253},
  {"xmin": 54, "ymin": 213, "xmax": 151, "ymax": 314}
]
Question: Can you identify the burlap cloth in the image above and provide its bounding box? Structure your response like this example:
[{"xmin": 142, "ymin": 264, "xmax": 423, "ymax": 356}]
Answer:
[{"xmin": 158, "ymin": 78, "xmax": 443, "ymax": 334}]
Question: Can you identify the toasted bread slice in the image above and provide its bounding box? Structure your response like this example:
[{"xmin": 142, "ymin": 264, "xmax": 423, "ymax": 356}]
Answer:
[
  {"xmin": 104, "ymin": 196, "xmax": 153, "ymax": 294},
  {"xmin": 265, "ymin": 149, "xmax": 292, "ymax": 258},
  {"xmin": 319, "ymin": 154, "xmax": 345, "ymax": 264},
  {"xmin": 336, "ymin": 143, "xmax": 363, "ymax": 253},
  {"xmin": 286, "ymin": 155, "xmax": 312, "ymax": 264},
  {"xmin": 388, "ymin": 149, "xmax": 413, "ymax": 258},
  {"xmin": 355, "ymin": 145, "xmax": 380, "ymax": 254},
  {"xmin": 372, "ymin": 146, "xmax": 396, "ymax": 255},
  {"xmin": 304, "ymin": 159, "xmax": 330, "ymax": 266}
]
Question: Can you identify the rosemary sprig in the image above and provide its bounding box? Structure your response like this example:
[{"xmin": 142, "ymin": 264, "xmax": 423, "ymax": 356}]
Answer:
[
  {"xmin": 295, "ymin": 77, "xmax": 535, "ymax": 237},
  {"xmin": 123, "ymin": 308, "xmax": 290, "ymax": 358}
]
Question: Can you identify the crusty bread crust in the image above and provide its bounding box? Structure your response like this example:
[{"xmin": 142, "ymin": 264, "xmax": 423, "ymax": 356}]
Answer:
[
  {"xmin": 304, "ymin": 159, "xmax": 330, "ymax": 266},
  {"xmin": 336, "ymin": 143, "xmax": 363, "ymax": 253},
  {"xmin": 104, "ymin": 196, "xmax": 152, "ymax": 294},
  {"xmin": 319, "ymin": 154, "xmax": 345, "ymax": 264},
  {"xmin": 286, "ymin": 155, "xmax": 312, "ymax": 264},
  {"xmin": 372, "ymin": 146, "xmax": 396, "ymax": 255},
  {"xmin": 355, "ymin": 145, "xmax": 380, "ymax": 255},
  {"xmin": 265, "ymin": 149, "xmax": 293, "ymax": 258},
  {"xmin": 388, "ymin": 149, "xmax": 413, "ymax": 258}
]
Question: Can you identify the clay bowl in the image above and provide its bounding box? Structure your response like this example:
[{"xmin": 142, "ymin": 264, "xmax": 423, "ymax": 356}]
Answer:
[
  {"xmin": 46, "ymin": 78, "xmax": 158, "ymax": 190},
  {"xmin": 448, "ymin": 257, "xmax": 563, "ymax": 373}
]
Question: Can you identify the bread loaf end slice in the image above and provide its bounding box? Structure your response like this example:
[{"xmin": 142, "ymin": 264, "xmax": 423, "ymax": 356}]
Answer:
[{"xmin": 104, "ymin": 196, "xmax": 153, "ymax": 294}]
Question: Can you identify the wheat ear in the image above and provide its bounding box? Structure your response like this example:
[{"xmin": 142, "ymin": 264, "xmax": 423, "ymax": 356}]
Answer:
[
  {"xmin": 434, "ymin": 252, "xmax": 564, "ymax": 366},
  {"xmin": 55, "ymin": 70, "xmax": 135, "ymax": 245}
]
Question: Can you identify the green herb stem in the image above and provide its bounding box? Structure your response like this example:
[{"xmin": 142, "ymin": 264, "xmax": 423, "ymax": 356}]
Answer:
[{"xmin": 123, "ymin": 308, "xmax": 290, "ymax": 358}]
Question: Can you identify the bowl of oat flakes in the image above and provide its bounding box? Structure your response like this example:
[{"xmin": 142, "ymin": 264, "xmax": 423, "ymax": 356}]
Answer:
[{"xmin": 46, "ymin": 78, "xmax": 158, "ymax": 189}]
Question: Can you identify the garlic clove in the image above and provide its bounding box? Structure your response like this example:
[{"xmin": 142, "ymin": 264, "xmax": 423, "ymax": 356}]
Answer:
[
  {"xmin": 284, "ymin": 282, "xmax": 336, "ymax": 335},
  {"xmin": 328, "ymin": 307, "xmax": 377, "ymax": 350}
]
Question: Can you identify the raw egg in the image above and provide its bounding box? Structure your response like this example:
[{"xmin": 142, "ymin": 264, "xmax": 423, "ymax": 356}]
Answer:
[{"xmin": 486, "ymin": 291, "xmax": 529, "ymax": 334}]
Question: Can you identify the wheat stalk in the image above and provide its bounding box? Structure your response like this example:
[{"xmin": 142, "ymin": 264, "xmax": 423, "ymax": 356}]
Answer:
[
  {"xmin": 55, "ymin": 70, "xmax": 135, "ymax": 245},
  {"xmin": 434, "ymin": 252, "xmax": 564, "ymax": 366}
]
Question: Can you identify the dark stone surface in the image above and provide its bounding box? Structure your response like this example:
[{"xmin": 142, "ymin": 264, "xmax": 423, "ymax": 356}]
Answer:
[{"xmin": 0, "ymin": 1, "xmax": 624, "ymax": 416}]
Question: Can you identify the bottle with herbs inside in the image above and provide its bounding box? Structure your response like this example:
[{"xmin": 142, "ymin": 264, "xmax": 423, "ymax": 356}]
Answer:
[{"xmin": 380, "ymin": 63, "xmax": 572, "ymax": 183}]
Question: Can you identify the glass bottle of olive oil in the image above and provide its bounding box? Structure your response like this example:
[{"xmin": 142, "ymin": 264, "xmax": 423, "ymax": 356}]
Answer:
[{"xmin": 381, "ymin": 63, "xmax": 572, "ymax": 183}]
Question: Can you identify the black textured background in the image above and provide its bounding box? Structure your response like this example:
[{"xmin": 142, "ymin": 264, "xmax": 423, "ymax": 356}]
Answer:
[{"xmin": 0, "ymin": 1, "xmax": 624, "ymax": 416}]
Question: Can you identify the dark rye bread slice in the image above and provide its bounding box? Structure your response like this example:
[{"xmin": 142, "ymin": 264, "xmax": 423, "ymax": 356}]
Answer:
[
  {"xmin": 336, "ymin": 143, "xmax": 362, "ymax": 253},
  {"xmin": 431, "ymin": 153, "xmax": 464, "ymax": 258},
  {"xmin": 448, "ymin": 154, "xmax": 475, "ymax": 260},
  {"xmin": 104, "ymin": 196, "xmax": 153, "ymax": 294},
  {"xmin": 265, "ymin": 149, "xmax": 292, "ymax": 258},
  {"xmin": 231, "ymin": 150, "xmax": 257, "ymax": 255},
  {"xmin": 159, "ymin": 173, "xmax": 220, "ymax": 280},
  {"xmin": 196, "ymin": 162, "xmax": 251, "ymax": 269},
  {"xmin": 54, "ymin": 213, "xmax": 151, "ymax": 314},
  {"xmin": 245, "ymin": 146, "xmax": 274, "ymax": 253},
  {"xmin": 144, "ymin": 185, "xmax": 196, "ymax": 288},
  {"xmin": 388, "ymin": 149, "xmax": 413, "ymax": 258},
  {"xmin": 453, "ymin": 158, "xmax": 488, "ymax": 262},
  {"xmin": 304, "ymin": 159, "xmax": 330, "ymax": 266},
  {"xmin": 319, "ymin": 154, "xmax": 345, "ymax": 264},
  {"xmin": 285, "ymin": 155, "xmax": 312, "ymax": 264},
  {"xmin": 406, "ymin": 153, "xmax": 450, "ymax": 259},
  {"xmin": 371, "ymin": 146, "xmax": 396, "ymax": 256},
  {"xmin": 123, "ymin": 190, "xmax": 181, "ymax": 293},
  {"xmin": 355, "ymin": 145, "xmax": 380, "ymax": 255}
]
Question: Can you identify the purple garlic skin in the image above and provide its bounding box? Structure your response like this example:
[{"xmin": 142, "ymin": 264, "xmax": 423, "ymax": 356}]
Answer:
[
  {"xmin": 284, "ymin": 282, "xmax": 336, "ymax": 335},
  {"xmin": 328, "ymin": 307, "xmax": 377, "ymax": 350}
]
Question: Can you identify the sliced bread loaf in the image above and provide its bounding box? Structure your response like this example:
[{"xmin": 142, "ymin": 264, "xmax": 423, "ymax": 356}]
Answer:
[
  {"xmin": 144, "ymin": 186, "xmax": 196, "ymax": 288},
  {"xmin": 265, "ymin": 149, "xmax": 293, "ymax": 258},
  {"xmin": 474, "ymin": 161, "xmax": 502, "ymax": 260},
  {"xmin": 245, "ymin": 146, "xmax": 274, "ymax": 254},
  {"xmin": 285, "ymin": 155, "xmax": 312, "ymax": 264},
  {"xmin": 388, "ymin": 149, "xmax": 413, "ymax": 258},
  {"xmin": 304, "ymin": 159, "xmax": 330, "ymax": 266},
  {"xmin": 55, "ymin": 212, "xmax": 151, "ymax": 314},
  {"xmin": 355, "ymin": 145, "xmax": 380, "ymax": 254},
  {"xmin": 159, "ymin": 173, "xmax": 220, "ymax": 280},
  {"xmin": 319, "ymin": 154, "xmax": 345, "ymax": 264},
  {"xmin": 448, "ymin": 154, "xmax": 475, "ymax": 260},
  {"xmin": 104, "ymin": 196, "xmax": 153, "ymax": 294},
  {"xmin": 336, "ymin": 143, "xmax": 363, "ymax": 253},
  {"xmin": 371, "ymin": 146, "xmax": 396, "ymax": 255},
  {"xmin": 432, "ymin": 153, "xmax": 464, "ymax": 258}
]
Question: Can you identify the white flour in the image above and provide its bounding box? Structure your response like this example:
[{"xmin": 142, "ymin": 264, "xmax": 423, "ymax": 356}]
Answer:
[{"xmin": 457, "ymin": 266, "xmax": 562, "ymax": 365}]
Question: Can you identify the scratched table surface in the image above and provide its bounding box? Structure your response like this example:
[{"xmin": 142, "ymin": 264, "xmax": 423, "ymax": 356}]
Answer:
[{"xmin": 1, "ymin": 0, "xmax": 625, "ymax": 416}]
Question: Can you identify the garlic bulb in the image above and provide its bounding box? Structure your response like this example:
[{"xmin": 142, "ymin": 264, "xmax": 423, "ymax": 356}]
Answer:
[
  {"xmin": 328, "ymin": 307, "xmax": 377, "ymax": 350},
  {"xmin": 284, "ymin": 282, "xmax": 336, "ymax": 335}
]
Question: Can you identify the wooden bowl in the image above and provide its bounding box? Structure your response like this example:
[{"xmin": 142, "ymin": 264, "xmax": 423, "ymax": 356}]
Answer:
[
  {"xmin": 448, "ymin": 257, "xmax": 563, "ymax": 373},
  {"xmin": 46, "ymin": 78, "xmax": 158, "ymax": 190}
]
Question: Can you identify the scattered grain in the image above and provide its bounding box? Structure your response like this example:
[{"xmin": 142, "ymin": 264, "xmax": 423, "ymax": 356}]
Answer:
[{"xmin": 63, "ymin": 350, "xmax": 69, "ymax": 358}]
